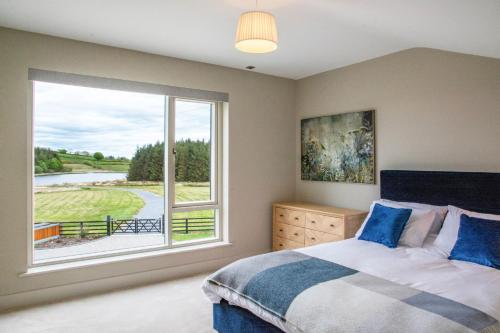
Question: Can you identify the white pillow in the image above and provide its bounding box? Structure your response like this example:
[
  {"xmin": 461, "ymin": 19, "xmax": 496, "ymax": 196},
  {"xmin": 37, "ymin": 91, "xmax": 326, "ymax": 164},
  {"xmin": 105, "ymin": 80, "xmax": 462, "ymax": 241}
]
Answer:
[
  {"xmin": 356, "ymin": 200, "xmax": 436, "ymax": 247},
  {"xmin": 380, "ymin": 199, "xmax": 448, "ymax": 234},
  {"xmin": 433, "ymin": 205, "xmax": 500, "ymax": 256},
  {"xmin": 356, "ymin": 201, "xmax": 379, "ymax": 238}
]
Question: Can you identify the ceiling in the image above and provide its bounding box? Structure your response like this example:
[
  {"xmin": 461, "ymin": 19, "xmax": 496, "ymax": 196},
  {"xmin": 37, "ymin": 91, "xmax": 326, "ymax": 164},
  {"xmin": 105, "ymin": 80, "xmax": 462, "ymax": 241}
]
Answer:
[{"xmin": 0, "ymin": 0, "xmax": 499, "ymax": 79}]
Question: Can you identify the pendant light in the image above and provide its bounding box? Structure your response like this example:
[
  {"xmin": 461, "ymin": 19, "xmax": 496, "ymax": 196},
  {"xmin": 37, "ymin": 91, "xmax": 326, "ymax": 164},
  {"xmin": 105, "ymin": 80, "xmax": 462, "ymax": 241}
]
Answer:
[{"xmin": 235, "ymin": 0, "xmax": 278, "ymax": 53}]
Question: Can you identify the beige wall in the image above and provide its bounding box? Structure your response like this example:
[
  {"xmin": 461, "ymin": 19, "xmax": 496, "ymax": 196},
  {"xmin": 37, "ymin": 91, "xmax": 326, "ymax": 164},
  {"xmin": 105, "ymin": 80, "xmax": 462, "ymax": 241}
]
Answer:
[
  {"xmin": 2, "ymin": 28, "xmax": 499, "ymax": 310},
  {"xmin": 0, "ymin": 28, "xmax": 296, "ymax": 306},
  {"xmin": 295, "ymin": 48, "xmax": 500, "ymax": 211}
]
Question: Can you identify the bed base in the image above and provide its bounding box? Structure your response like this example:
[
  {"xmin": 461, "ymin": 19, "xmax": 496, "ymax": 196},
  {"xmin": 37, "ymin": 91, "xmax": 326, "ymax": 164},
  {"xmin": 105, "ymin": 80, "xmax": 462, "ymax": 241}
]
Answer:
[{"xmin": 213, "ymin": 300, "xmax": 283, "ymax": 333}]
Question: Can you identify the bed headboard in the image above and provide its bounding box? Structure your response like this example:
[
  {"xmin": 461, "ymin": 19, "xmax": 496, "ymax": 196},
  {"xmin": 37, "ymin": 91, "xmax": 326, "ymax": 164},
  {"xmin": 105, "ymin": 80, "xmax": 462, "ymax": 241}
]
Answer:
[{"xmin": 380, "ymin": 170, "xmax": 500, "ymax": 215}]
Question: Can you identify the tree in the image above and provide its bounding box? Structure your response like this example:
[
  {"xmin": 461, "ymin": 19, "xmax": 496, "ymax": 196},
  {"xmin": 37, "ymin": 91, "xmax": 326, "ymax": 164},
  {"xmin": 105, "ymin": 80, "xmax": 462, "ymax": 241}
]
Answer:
[
  {"xmin": 48, "ymin": 157, "xmax": 63, "ymax": 171},
  {"xmin": 176, "ymin": 139, "xmax": 210, "ymax": 182},
  {"xmin": 93, "ymin": 152, "xmax": 104, "ymax": 161},
  {"xmin": 37, "ymin": 160, "xmax": 48, "ymax": 173},
  {"xmin": 35, "ymin": 147, "xmax": 63, "ymax": 172},
  {"xmin": 34, "ymin": 165, "xmax": 44, "ymax": 174},
  {"xmin": 127, "ymin": 140, "xmax": 210, "ymax": 182},
  {"xmin": 58, "ymin": 149, "xmax": 67, "ymax": 154}
]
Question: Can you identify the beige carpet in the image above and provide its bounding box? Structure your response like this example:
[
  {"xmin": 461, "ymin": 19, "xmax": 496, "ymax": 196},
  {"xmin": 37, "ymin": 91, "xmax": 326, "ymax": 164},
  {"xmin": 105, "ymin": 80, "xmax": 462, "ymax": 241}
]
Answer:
[{"xmin": 0, "ymin": 274, "xmax": 215, "ymax": 333}]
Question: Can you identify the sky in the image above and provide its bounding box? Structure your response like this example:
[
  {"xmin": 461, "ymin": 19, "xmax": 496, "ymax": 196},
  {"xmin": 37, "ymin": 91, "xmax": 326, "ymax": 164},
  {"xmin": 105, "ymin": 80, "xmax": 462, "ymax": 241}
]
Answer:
[{"xmin": 34, "ymin": 82, "xmax": 211, "ymax": 158}]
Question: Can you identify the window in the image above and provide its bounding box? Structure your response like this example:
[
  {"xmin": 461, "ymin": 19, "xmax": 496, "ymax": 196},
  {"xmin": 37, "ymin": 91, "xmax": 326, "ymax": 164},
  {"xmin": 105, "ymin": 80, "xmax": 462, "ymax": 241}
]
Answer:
[
  {"xmin": 30, "ymin": 70, "xmax": 226, "ymax": 265},
  {"xmin": 170, "ymin": 99, "xmax": 221, "ymax": 245}
]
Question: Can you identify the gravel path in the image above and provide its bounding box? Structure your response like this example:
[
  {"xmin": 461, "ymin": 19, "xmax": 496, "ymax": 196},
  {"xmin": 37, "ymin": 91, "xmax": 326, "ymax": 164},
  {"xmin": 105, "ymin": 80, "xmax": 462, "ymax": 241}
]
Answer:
[{"xmin": 115, "ymin": 188, "xmax": 165, "ymax": 219}]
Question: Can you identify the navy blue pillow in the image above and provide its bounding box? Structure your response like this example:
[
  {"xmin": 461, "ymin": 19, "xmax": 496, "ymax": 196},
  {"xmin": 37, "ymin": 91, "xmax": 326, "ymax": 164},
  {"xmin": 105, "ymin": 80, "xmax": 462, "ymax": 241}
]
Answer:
[
  {"xmin": 358, "ymin": 203, "xmax": 412, "ymax": 248},
  {"xmin": 449, "ymin": 214, "xmax": 499, "ymax": 269}
]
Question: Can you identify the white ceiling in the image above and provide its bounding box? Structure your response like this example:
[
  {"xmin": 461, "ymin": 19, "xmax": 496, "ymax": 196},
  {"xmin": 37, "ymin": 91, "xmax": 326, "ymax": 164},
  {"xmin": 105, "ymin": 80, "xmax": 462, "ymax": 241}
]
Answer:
[{"xmin": 0, "ymin": 0, "xmax": 499, "ymax": 79}]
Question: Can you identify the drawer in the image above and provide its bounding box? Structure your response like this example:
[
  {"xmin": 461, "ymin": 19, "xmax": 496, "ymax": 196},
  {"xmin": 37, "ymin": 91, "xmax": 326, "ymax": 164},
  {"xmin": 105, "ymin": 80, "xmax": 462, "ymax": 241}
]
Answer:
[
  {"xmin": 275, "ymin": 207, "xmax": 306, "ymax": 227},
  {"xmin": 274, "ymin": 222, "xmax": 305, "ymax": 243},
  {"xmin": 306, "ymin": 212, "xmax": 344, "ymax": 235},
  {"xmin": 273, "ymin": 236, "xmax": 304, "ymax": 251},
  {"xmin": 285, "ymin": 209, "xmax": 306, "ymax": 227},
  {"xmin": 275, "ymin": 207, "xmax": 287, "ymax": 223},
  {"xmin": 305, "ymin": 229, "xmax": 343, "ymax": 247}
]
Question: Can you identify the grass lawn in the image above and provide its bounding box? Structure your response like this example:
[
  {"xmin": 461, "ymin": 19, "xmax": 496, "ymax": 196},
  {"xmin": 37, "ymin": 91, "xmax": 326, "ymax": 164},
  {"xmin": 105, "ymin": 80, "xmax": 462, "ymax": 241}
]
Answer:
[
  {"xmin": 117, "ymin": 184, "xmax": 165, "ymax": 196},
  {"xmin": 173, "ymin": 231, "xmax": 214, "ymax": 242},
  {"xmin": 172, "ymin": 208, "xmax": 215, "ymax": 236},
  {"xmin": 35, "ymin": 188, "xmax": 144, "ymax": 222},
  {"xmin": 35, "ymin": 182, "xmax": 215, "ymax": 241},
  {"xmin": 117, "ymin": 182, "xmax": 210, "ymax": 202},
  {"xmin": 175, "ymin": 182, "xmax": 210, "ymax": 202}
]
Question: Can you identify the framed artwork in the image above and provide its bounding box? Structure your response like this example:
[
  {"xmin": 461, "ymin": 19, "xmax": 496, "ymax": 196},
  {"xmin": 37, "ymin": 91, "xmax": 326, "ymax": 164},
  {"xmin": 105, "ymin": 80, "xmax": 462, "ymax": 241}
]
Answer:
[{"xmin": 301, "ymin": 110, "xmax": 375, "ymax": 184}]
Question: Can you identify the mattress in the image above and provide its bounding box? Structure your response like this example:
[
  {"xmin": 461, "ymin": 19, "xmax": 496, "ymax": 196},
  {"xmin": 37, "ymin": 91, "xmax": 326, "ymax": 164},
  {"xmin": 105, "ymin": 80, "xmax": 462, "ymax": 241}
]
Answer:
[{"xmin": 203, "ymin": 236, "xmax": 500, "ymax": 332}]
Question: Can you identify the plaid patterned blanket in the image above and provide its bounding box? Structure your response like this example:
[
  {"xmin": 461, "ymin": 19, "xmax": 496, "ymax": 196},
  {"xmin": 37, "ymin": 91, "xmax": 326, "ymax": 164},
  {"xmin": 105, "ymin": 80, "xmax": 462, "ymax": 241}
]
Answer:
[{"xmin": 204, "ymin": 251, "xmax": 499, "ymax": 333}]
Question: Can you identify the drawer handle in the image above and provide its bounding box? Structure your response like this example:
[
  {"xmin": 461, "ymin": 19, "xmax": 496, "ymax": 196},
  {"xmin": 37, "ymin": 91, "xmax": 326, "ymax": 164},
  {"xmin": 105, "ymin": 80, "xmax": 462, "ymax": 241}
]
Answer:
[
  {"xmin": 279, "ymin": 214, "xmax": 284, "ymax": 217},
  {"xmin": 279, "ymin": 229, "xmax": 283, "ymax": 232},
  {"xmin": 294, "ymin": 217, "xmax": 299, "ymax": 220},
  {"xmin": 293, "ymin": 232, "xmax": 299, "ymax": 236},
  {"xmin": 311, "ymin": 237, "xmax": 316, "ymax": 240},
  {"xmin": 330, "ymin": 224, "xmax": 335, "ymax": 227},
  {"xmin": 279, "ymin": 243, "xmax": 283, "ymax": 247},
  {"xmin": 311, "ymin": 220, "xmax": 316, "ymax": 224}
]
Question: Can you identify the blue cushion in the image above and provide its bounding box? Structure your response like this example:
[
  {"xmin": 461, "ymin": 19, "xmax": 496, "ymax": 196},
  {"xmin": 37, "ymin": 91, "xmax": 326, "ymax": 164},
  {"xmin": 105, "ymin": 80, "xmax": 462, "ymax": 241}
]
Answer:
[
  {"xmin": 358, "ymin": 203, "xmax": 412, "ymax": 248},
  {"xmin": 449, "ymin": 214, "xmax": 499, "ymax": 269}
]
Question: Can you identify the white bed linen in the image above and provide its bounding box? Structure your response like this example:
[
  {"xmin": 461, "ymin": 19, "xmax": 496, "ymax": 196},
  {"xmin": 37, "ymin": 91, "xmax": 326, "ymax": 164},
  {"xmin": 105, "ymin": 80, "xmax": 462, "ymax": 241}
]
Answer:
[
  {"xmin": 204, "ymin": 238, "xmax": 500, "ymax": 331},
  {"xmin": 297, "ymin": 238, "xmax": 500, "ymax": 321}
]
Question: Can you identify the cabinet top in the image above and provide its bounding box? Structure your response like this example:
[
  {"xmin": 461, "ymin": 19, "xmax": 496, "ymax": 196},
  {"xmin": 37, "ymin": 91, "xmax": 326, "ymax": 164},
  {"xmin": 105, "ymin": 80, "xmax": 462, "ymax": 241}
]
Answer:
[{"xmin": 274, "ymin": 202, "xmax": 367, "ymax": 217}]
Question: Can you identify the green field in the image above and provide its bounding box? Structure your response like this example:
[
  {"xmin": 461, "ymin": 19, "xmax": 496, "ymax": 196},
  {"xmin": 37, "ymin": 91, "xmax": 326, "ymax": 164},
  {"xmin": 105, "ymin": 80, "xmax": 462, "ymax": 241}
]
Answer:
[
  {"xmin": 117, "ymin": 182, "xmax": 210, "ymax": 202},
  {"xmin": 172, "ymin": 232, "xmax": 215, "ymax": 242},
  {"xmin": 58, "ymin": 153, "xmax": 130, "ymax": 173},
  {"xmin": 35, "ymin": 188, "xmax": 144, "ymax": 222},
  {"xmin": 34, "ymin": 182, "xmax": 214, "ymax": 241}
]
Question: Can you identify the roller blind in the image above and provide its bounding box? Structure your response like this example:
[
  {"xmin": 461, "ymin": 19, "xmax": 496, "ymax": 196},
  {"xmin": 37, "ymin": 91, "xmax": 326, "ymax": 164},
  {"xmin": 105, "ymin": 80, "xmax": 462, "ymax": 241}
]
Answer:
[{"xmin": 28, "ymin": 68, "xmax": 229, "ymax": 102}]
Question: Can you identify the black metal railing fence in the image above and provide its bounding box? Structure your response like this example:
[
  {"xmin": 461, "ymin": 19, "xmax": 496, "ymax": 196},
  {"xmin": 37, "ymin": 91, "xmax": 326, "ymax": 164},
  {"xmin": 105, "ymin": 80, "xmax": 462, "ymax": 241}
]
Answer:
[{"xmin": 35, "ymin": 215, "xmax": 215, "ymax": 237}]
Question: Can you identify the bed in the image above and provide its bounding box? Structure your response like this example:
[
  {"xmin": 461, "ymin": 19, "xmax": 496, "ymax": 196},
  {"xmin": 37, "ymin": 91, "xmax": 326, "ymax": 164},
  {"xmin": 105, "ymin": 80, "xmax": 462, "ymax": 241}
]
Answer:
[{"xmin": 203, "ymin": 170, "xmax": 500, "ymax": 333}]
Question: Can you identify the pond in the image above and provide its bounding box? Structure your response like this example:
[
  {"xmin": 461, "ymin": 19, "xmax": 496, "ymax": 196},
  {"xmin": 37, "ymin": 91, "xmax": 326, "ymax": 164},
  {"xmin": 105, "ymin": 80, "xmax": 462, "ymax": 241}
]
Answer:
[{"xmin": 35, "ymin": 172, "xmax": 127, "ymax": 186}]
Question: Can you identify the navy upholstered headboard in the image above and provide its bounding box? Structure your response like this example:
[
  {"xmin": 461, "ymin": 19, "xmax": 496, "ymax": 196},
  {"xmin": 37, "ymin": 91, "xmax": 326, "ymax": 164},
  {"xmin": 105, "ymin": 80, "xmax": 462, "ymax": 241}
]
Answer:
[{"xmin": 380, "ymin": 170, "xmax": 500, "ymax": 215}]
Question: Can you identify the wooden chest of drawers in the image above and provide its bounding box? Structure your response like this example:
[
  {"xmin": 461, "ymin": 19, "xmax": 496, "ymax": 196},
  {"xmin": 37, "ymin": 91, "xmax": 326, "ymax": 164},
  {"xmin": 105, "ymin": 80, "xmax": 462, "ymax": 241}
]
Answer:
[{"xmin": 272, "ymin": 202, "xmax": 368, "ymax": 251}]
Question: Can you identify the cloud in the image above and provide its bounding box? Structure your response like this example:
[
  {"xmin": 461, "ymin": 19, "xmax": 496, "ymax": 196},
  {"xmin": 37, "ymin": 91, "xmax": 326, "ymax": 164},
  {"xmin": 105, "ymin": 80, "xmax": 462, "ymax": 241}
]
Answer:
[
  {"xmin": 34, "ymin": 82, "xmax": 212, "ymax": 158},
  {"xmin": 175, "ymin": 100, "xmax": 212, "ymax": 142}
]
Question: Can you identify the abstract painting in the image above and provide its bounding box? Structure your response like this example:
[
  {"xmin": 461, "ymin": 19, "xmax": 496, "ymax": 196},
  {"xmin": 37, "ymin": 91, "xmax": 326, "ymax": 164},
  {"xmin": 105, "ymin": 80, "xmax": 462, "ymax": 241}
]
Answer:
[{"xmin": 301, "ymin": 110, "xmax": 375, "ymax": 184}]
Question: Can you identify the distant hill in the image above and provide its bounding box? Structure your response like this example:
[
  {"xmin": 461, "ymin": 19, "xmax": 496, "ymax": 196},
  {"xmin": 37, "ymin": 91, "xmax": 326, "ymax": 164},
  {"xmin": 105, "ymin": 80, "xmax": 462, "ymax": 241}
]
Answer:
[
  {"xmin": 58, "ymin": 153, "xmax": 130, "ymax": 172},
  {"xmin": 34, "ymin": 147, "xmax": 130, "ymax": 174}
]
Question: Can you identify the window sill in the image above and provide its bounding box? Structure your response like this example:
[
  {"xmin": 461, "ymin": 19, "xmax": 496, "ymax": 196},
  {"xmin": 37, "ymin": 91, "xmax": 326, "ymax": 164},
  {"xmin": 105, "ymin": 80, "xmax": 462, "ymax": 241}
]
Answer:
[{"xmin": 20, "ymin": 241, "xmax": 232, "ymax": 277}]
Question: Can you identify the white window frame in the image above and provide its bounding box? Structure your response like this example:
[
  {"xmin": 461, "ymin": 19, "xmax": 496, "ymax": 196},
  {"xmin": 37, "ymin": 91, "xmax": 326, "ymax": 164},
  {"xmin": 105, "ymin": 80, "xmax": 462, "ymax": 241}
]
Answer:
[
  {"xmin": 28, "ymin": 71, "xmax": 227, "ymax": 268},
  {"xmin": 166, "ymin": 97, "xmax": 224, "ymax": 247},
  {"xmin": 169, "ymin": 98, "xmax": 219, "ymax": 209}
]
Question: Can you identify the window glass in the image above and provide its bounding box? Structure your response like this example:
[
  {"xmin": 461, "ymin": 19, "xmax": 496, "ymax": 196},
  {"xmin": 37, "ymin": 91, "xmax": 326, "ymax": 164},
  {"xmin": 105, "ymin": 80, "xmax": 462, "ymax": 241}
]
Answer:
[
  {"xmin": 172, "ymin": 209, "xmax": 216, "ymax": 243},
  {"xmin": 174, "ymin": 100, "xmax": 213, "ymax": 204},
  {"xmin": 33, "ymin": 82, "xmax": 165, "ymax": 262},
  {"xmin": 32, "ymin": 80, "xmax": 222, "ymax": 264}
]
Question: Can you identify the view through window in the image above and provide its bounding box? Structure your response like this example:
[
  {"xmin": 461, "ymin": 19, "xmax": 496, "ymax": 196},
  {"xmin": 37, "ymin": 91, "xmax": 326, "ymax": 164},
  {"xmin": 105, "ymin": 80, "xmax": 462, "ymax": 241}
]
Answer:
[
  {"xmin": 172, "ymin": 100, "xmax": 218, "ymax": 243},
  {"xmin": 33, "ymin": 81, "xmax": 220, "ymax": 263}
]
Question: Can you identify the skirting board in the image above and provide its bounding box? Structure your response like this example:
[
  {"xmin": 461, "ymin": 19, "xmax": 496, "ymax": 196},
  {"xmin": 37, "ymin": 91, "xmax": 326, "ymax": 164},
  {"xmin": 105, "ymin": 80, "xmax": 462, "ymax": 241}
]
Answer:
[{"xmin": 0, "ymin": 248, "xmax": 269, "ymax": 312}]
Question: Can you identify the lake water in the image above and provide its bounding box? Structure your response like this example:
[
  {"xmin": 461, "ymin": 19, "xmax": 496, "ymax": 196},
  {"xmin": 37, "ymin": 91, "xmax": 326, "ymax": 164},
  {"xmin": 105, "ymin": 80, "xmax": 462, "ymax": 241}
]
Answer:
[{"xmin": 35, "ymin": 172, "xmax": 127, "ymax": 186}]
